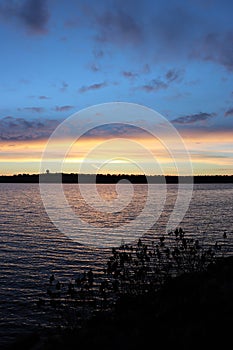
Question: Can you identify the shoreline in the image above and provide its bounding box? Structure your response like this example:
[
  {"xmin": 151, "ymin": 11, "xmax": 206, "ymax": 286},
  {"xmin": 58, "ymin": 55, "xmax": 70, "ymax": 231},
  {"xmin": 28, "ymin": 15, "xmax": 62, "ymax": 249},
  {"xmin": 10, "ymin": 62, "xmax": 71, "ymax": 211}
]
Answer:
[{"xmin": 1, "ymin": 174, "xmax": 233, "ymax": 184}]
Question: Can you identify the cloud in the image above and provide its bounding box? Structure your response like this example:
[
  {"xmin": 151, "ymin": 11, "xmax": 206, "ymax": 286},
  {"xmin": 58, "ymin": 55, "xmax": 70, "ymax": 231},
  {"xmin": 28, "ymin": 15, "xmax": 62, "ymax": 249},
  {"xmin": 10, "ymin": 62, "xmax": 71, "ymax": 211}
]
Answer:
[
  {"xmin": 88, "ymin": 1, "xmax": 195, "ymax": 57},
  {"xmin": 17, "ymin": 107, "xmax": 44, "ymax": 113},
  {"xmin": 190, "ymin": 28, "xmax": 233, "ymax": 71},
  {"xmin": 79, "ymin": 82, "xmax": 107, "ymax": 93},
  {"xmin": 141, "ymin": 79, "xmax": 168, "ymax": 93},
  {"xmin": 0, "ymin": 0, "xmax": 50, "ymax": 35},
  {"xmin": 225, "ymin": 108, "xmax": 233, "ymax": 117},
  {"xmin": 165, "ymin": 68, "xmax": 184, "ymax": 83},
  {"xmin": 86, "ymin": 1, "xmax": 233, "ymax": 71},
  {"xmin": 151, "ymin": 4, "xmax": 199, "ymax": 53},
  {"xmin": 0, "ymin": 118, "xmax": 150, "ymax": 142},
  {"xmin": 93, "ymin": 9, "xmax": 143, "ymax": 46},
  {"xmin": 165, "ymin": 91, "xmax": 192, "ymax": 101},
  {"xmin": 60, "ymin": 81, "xmax": 69, "ymax": 92},
  {"xmin": 194, "ymin": 32, "xmax": 233, "ymax": 72},
  {"xmin": 92, "ymin": 49, "xmax": 104, "ymax": 59},
  {"xmin": 172, "ymin": 112, "xmax": 215, "ymax": 125},
  {"xmin": 28, "ymin": 95, "xmax": 50, "ymax": 100},
  {"xmin": 139, "ymin": 67, "xmax": 184, "ymax": 93},
  {"xmin": 142, "ymin": 64, "xmax": 150, "ymax": 74},
  {"xmin": 122, "ymin": 71, "xmax": 138, "ymax": 79},
  {"xmin": 53, "ymin": 105, "xmax": 74, "ymax": 112},
  {"xmin": 83, "ymin": 123, "xmax": 148, "ymax": 139},
  {"xmin": 89, "ymin": 63, "xmax": 100, "ymax": 72},
  {"xmin": 38, "ymin": 95, "xmax": 50, "ymax": 100},
  {"xmin": 0, "ymin": 116, "xmax": 60, "ymax": 141}
]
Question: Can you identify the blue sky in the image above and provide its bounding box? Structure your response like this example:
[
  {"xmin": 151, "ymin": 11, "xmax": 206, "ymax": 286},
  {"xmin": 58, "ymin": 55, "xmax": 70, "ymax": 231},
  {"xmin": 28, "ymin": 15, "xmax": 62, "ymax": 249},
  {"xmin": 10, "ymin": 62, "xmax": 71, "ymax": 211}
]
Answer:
[{"xmin": 0, "ymin": 0, "xmax": 233, "ymax": 175}]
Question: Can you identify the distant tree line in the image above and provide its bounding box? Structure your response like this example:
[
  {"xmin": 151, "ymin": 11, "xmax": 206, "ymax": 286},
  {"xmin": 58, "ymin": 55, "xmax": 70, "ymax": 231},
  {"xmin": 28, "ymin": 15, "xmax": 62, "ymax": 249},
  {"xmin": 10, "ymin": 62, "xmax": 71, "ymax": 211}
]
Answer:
[{"xmin": 0, "ymin": 173, "xmax": 233, "ymax": 183}]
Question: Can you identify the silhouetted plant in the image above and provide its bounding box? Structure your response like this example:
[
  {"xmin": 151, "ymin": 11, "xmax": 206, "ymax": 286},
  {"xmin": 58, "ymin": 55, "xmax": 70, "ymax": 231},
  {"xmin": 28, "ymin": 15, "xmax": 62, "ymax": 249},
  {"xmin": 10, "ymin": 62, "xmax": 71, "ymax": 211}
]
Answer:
[
  {"xmin": 39, "ymin": 227, "xmax": 230, "ymax": 329},
  {"xmin": 104, "ymin": 227, "xmax": 221, "ymax": 297}
]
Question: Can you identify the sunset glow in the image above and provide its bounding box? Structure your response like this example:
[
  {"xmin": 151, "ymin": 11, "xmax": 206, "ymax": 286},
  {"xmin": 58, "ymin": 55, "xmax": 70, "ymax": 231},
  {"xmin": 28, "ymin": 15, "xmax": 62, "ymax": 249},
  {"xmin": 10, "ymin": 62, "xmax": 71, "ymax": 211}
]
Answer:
[
  {"xmin": 0, "ymin": 0, "xmax": 232, "ymax": 176},
  {"xmin": 1, "ymin": 126, "xmax": 233, "ymax": 175}
]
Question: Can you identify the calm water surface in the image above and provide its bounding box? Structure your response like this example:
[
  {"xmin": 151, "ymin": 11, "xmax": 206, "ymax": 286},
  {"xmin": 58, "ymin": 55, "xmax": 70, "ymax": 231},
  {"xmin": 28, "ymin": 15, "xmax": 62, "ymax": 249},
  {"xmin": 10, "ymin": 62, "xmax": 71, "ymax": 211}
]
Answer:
[{"xmin": 0, "ymin": 183, "xmax": 233, "ymax": 346}]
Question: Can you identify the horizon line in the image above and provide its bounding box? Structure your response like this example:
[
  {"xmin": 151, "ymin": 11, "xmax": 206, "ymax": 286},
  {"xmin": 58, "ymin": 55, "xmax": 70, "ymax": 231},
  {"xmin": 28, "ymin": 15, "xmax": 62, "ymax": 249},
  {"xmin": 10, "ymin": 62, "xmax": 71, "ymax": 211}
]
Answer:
[{"xmin": 1, "ymin": 173, "xmax": 233, "ymax": 177}]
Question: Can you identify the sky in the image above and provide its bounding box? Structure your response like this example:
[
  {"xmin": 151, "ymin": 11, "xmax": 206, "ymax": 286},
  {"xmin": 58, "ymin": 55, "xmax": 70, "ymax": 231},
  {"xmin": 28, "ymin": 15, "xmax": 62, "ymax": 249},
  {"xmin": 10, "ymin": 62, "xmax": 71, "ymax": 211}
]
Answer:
[{"xmin": 0, "ymin": 0, "xmax": 233, "ymax": 175}]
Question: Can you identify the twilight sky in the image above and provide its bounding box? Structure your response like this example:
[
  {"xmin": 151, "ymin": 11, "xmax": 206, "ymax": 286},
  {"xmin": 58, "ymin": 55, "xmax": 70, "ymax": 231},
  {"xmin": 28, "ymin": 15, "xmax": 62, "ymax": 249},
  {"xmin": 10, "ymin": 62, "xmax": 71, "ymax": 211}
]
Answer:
[{"xmin": 0, "ymin": 0, "xmax": 233, "ymax": 175}]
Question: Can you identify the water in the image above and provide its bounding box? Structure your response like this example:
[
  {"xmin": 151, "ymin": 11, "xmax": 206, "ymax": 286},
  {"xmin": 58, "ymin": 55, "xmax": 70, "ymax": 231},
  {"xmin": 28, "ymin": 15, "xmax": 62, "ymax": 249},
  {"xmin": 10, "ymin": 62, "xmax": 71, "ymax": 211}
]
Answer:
[{"xmin": 0, "ymin": 183, "xmax": 233, "ymax": 346}]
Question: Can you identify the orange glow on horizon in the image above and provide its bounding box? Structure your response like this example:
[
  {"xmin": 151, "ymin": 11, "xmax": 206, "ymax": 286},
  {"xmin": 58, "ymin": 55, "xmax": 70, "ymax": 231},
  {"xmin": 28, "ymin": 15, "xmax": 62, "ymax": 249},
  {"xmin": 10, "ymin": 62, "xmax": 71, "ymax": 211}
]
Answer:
[{"xmin": 0, "ymin": 130, "xmax": 232, "ymax": 176}]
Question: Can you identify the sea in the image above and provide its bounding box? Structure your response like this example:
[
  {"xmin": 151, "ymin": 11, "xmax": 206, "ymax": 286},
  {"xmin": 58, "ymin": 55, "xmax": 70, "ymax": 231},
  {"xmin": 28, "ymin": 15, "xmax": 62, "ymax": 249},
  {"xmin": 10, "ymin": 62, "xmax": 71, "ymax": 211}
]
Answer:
[{"xmin": 0, "ymin": 183, "xmax": 233, "ymax": 347}]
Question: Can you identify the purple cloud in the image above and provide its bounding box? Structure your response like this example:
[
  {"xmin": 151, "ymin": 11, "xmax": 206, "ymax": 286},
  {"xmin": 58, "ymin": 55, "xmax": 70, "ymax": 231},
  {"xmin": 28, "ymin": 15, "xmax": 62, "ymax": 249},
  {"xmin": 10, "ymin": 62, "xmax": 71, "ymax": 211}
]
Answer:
[
  {"xmin": 172, "ymin": 112, "xmax": 215, "ymax": 124},
  {"xmin": 0, "ymin": 0, "xmax": 50, "ymax": 35},
  {"xmin": 225, "ymin": 108, "xmax": 233, "ymax": 117},
  {"xmin": 17, "ymin": 107, "xmax": 44, "ymax": 113},
  {"xmin": 195, "ymin": 32, "xmax": 233, "ymax": 72},
  {"xmin": 93, "ymin": 9, "xmax": 143, "ymax": 46},
  {"xmin": 89, "ymin": 63, "xmax": 100, "ymax": 72},
  {"xmin": 53, "ymin": 106, "xmax": 74, "ymax": 112},
  {"xmin": 0, "ymin": 116, "xmax": 60, "ymax": 141},
  {"xmin": 79, "ymin": 82, "xmax": 107, "ymax": 93},
  {"xmin": 139, "ymin": 68, "xmax": 184, "ymax": 93},
  {"xmin": 60, "ymin": 81, "xmax": 69, "ymax": 92},
  {"xmin": 122, "ymin": 71, "xmax": 138, "ymax": 79},
  {"xmin": 92, "ymin": 49, "xmax": 104, "ymax": 59},
  {"xmin": 89, "ymin": 2, "xmax": 194, "ymax": 56},
  {"xmin": 83, "ymin": 123, "xmax": 148, "ymax": 139},
  {"xmin": 142, "ymin": 64, "xmax": 150, "ymax": 74},
  {"xmin": 38, "ymin": 95, "xmax": 50, "ymax": 100},
  {"xmin": 87, "ymin": 1, "xmax": 233, "ymax": 71},
  {"xmin": 165, "ymin": 68, "xmax": 185, "ymax": 83},
  {"xmin": 141, "ymin": 79, "xmax": 168, "ymax": 93}
]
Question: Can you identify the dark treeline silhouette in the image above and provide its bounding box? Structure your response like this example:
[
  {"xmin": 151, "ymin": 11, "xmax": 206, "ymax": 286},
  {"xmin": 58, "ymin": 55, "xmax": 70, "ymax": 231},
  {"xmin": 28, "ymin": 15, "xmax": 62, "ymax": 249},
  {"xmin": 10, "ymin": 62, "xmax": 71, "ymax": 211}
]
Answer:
[{"xmin": 0, "ymin": 173, "xmax": 233, "ymax": 183}]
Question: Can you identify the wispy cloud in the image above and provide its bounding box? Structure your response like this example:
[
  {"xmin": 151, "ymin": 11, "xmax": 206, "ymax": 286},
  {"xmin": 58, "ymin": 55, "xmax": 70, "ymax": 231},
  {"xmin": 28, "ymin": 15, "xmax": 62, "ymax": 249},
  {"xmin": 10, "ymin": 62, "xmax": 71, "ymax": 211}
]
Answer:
[
  {"xmin": 28, "ymin": 95, "xmax": 50, "ymax": 100},
  {"xmin": 225, "ymin": 108, "xmax": 233, "ymax": 117},
  {"xmin": 139, "ymin": 68, "xmax": 184, "ymax": 93},
  {"xmin": 0, "ymin": 0, "xmax": 50, "ymax": 35},
  {"xmin": 38, "ymin": 95, "xmax": 50, "ymax": 100},
  {"xmin": 83, "ymin": 123, "xmax": 147, "ymax": 138},
  {"xmin": 141, "ymin": 79, "xmax": 168, "ymax": 93},
  {"xmin": 122, "ymin": 71, "xmax": 138, "ymax": 79},
  {"xmin": 194, "ymin": 32, "xmax": 233, "ymax": 72},
  {"xmin": 93, "ymin": 9, "xmax": 143, "ymax": 46},
  {"xmin": 17, "ymin": 107, "xmax": 45, "ymax": 113},
  {"xmin": 89, "ymin": 63, "xmax": 101, "ymax": 72},
  {"xmin": 142, "ymin": 64, "xmax": 150, "ymax": 74},
  {"xmin": 172, "ymin": 112, "xmax": 215, "ymax": 125},
  {"xmin": 60, "ymin": 81, "xmax": 69, "ymax": 92},
  {"xmin": 53, "ymin": 105, "xmax": 74, "ymax": 112},
  {"xmin": 92, "ymin": 49, "xmax": 104, "ymax": 59},
  {"xmin": 79, "ymin": 82, "xmax": 107, "ymax": 93},
  {"xmin": 165, "ymin": 68, "xmax": 184, "ymax": 83},
  {"xmin": 86, "ymin": 1, "xmax": 233, "ymax": 71}
]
